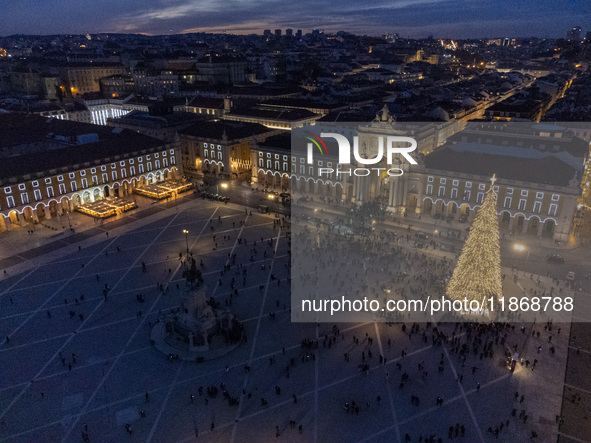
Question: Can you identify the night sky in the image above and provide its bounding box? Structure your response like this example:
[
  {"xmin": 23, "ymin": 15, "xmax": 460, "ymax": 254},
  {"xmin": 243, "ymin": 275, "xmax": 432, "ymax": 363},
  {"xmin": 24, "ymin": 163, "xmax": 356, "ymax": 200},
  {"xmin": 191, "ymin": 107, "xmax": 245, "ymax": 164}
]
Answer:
[{"xmin": 1, "ymin": 0, "xmax": 590, "ymax": 38}]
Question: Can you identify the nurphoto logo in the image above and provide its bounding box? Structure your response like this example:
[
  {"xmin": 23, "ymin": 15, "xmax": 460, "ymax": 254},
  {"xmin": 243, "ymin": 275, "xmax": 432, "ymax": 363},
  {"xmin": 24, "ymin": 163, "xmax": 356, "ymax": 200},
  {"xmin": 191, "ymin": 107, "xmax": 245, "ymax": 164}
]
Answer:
[{"xmin": 306, "ymin": 132, "xmax": 418, "ymax": 177}]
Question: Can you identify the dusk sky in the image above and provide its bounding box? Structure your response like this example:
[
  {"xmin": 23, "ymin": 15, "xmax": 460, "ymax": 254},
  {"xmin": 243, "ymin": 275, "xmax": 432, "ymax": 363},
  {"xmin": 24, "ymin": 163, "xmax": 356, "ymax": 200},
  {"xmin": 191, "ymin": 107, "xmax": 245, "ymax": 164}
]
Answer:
[{"xmin": 2, "ymin": 0, "xmax": 591, "ymax": 38}]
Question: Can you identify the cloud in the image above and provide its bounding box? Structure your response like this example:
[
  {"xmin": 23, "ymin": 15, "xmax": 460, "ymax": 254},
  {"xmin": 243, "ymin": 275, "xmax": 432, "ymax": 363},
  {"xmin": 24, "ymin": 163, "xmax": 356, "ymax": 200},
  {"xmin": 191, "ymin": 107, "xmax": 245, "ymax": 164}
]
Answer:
[{"xmin": 0, "ymin": 0, "xmax": 589, "ymax": 37}]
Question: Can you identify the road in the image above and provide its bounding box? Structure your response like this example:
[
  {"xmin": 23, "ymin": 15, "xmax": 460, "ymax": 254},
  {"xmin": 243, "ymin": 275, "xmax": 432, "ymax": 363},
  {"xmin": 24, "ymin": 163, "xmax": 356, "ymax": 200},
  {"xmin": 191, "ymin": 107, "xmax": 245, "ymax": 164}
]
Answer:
[{"xmin": 197, "ymin": 176, "xmax": 590, "ymax": 289}]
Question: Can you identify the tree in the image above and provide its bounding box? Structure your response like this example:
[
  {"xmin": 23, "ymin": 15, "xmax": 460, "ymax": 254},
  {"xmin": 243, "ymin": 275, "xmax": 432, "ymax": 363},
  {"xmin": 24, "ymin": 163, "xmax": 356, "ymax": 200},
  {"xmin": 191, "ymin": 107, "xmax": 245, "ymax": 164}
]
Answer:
[{"xmin": 446, "ymin": 176, "xmax": 502, "ymax": 305}]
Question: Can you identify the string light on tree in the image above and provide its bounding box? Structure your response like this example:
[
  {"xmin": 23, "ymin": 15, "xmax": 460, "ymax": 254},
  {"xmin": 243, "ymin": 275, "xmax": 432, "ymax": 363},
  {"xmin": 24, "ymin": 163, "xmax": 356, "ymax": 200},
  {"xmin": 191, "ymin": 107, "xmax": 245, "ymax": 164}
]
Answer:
[{"xmin": 446, "ymin": 174, "xmax": 503, "ymax": 305}]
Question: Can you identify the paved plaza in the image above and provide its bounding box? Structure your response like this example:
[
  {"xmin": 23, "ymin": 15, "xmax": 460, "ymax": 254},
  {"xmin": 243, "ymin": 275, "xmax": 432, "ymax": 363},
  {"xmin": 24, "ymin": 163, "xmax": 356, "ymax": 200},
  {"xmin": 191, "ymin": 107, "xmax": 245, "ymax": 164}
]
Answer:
[{"xmin": 0, "ymin": 197, "xmax": 588, "ymax": 442}]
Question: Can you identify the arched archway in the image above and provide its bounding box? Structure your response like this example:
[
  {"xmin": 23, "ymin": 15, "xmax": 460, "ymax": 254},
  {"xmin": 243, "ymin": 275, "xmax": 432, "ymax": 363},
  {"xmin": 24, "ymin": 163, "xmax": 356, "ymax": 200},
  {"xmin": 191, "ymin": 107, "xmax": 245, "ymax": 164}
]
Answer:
[
  {"xmin": 543, "ymin": 219, "xmax": 555, "ymax": 237},
  {"xmin": 104, "ymin": 185, "xmax": 110, "ymax": 198}
]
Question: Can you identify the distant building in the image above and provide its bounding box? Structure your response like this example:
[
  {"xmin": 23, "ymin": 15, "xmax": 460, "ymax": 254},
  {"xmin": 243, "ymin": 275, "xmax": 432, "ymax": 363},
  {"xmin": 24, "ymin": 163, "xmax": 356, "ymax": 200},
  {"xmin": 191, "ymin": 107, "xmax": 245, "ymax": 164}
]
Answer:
[
  {"xmin": 99, "ymin": 75, "xmax": 135, "ymax": 98},
  {"xmin": 285, "ymin": 29, "xmax": 293, "ymax": 37},
  {"xmin": 55, "ymin": 63, "xmax": 127, "ymax": 96},
  {"xmin": 194, "ymin": 55, "xmax": 247, "ymax": 85},
  {"xmin": 132, "ymin": 69, "xmax": 179, "ymax": 97},
  {"xmin": 567, "ymin": 26, "xmax": 582, "ymax": 42},
  {"xmin": 275, "ymin": 29, "xmax": 282, "ymax": 37}
]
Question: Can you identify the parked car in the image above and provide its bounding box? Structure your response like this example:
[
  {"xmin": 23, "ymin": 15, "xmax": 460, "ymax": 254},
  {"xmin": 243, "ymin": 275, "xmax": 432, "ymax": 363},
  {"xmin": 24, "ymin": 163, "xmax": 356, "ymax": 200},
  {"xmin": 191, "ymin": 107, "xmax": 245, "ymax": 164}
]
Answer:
[{"xmin": 546, "ymin": 253, "xmax": 565, "ymax": 264}]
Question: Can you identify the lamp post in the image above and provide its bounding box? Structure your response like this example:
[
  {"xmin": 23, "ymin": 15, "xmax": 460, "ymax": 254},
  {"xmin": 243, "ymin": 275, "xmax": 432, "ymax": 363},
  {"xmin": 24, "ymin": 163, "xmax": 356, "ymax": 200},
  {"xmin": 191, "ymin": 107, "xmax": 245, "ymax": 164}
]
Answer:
[
  {"xmin": 183, "ymin": 229, "xmax": 189, "ymax": 253},
  {"xmin": 513, "ymin": 243, "xmax": 529, "ymax": 262}
]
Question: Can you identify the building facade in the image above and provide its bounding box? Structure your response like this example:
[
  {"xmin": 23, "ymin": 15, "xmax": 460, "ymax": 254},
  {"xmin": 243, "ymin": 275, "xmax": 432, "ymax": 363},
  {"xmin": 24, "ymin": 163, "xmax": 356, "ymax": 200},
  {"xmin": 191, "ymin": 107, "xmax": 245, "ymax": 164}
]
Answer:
[{"xmin": 0, "ymin": 114, "xmax": 181, "ymax": 232}]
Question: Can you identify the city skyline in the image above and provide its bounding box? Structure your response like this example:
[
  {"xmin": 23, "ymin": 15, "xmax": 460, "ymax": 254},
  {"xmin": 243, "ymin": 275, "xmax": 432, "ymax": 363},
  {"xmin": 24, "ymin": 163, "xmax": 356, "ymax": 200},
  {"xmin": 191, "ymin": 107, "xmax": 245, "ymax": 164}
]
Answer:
[{"xmin": 2, "ymin": 0, "xmax": 590, "ymax": 38}]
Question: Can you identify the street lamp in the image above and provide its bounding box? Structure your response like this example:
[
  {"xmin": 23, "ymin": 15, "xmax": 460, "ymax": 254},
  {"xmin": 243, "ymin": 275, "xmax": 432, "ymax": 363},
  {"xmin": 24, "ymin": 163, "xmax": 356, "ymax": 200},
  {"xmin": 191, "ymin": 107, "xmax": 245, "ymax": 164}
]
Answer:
[
  {"xmin": 183, "ymin": 229, "xmax": 189, "ymax": 253},
  {"xmin": 513, "ymin": 243, "xmax": 529, "ymax": 262}
]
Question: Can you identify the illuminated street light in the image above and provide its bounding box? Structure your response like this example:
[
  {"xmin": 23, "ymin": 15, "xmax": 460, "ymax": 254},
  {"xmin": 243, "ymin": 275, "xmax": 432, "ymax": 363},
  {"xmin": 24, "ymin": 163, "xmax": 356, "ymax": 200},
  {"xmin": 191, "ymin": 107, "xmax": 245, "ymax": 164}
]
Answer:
[
  {"xmin": 221, "ymin": 183, "xmax": 228, "ymax": 189},
  {"xmin": 513, "ymin": 243, "xmax": 529, "ymax": 262},
  {"xmin": 183, "ymin": 229, "xmax": 189, "ymax": 253}
]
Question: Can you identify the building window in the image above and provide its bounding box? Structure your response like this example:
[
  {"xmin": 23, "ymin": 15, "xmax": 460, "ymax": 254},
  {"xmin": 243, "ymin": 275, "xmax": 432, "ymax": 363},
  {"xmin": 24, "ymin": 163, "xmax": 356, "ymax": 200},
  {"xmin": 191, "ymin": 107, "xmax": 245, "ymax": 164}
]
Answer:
[
  {"xmin": 536, "ymin": 192, "xmax": 543, "ymax": 199},
  {"xmin": 71, "ymin": 182, "xmax": 77, "ymax": 192},
  {"xmin": 478, "ymin": 183, "xmax": 485, "ymax": 190},
  {"xmin": 452, "ymin": 179, "xmax": 459, "ymax": 186},
  {"xmin": 551, "ymin": 194, "xmax": 559, "ymax": 201},
  {"xmin": 69, "ymin": 172, "xmax": 75, "ymax": 179},
  {"xmin": 34, "ymin": 189, "xmax": 42, "ymax": 201},
  {"xmin": 440, "ymin": 178, "xmax": 446, "ymax": 184},
  {"xmin": 283, "ymin": 162, "xmax": 288, "ymax": 171},
  {"xmin": 47, "ymin": 187, "xmax": 54, "ymax": 197},
  {"xmin": 129, "ymin": 159, "xmax": 134, "ymax": 164},
  {"xmin": 518, "ymin": 199, "xmax": 526, "ymax": 210},
  {"xmin": 465, "ymin": 181, "xmax": 472, "ymax": 188},
  {"xmin": 6, "ymin": 196, "xmax": 15, "ymax": 208},
  {"xmin": 91, "ymin": 168, "xmax": 96, "ymax": 174},
  {"xmin": 18, "ymin": 183, "xmax": 26, "ymax": 191},
  {"xmin": 32, "ymin": 180, "xmax": 39, "ymax": 187},
  {"xmin": 59, "ymin": 183, "xmax": 66, "ymax": 194},
  {"xmin": 217, "ymin": 145, "xmax": 221, "ymax": 150},
  {"xmin": 476, "ymin": 192, "xmax": 484, "ymax": 203},
  {"xmin": 504, "ymin": 197, "xmax": 512, "ymax": 208},
  {"xmin": 521, "ymin": 190, "xmax": 528, "ymax": 197},
  {"xmin": 120, "ymin": 161, "xmax": 126, "ymax": 166},
  {"xmin": 101, "ymin": 165, "xmax": 106, "ymax": 171},
  {"xmin": 549, "ymin": 203, "xmax": 558, "ymax": 216},
  {"xmin": 506, "ymin": 187, "xmax": 513, "ymax": 195},
  {"xmin": 170, "ymin": 149, "xmax": 174, "ymax": 155},
  {"xmin": 275, "ymin": 161, "xmax": 280, "ymax": 170},
  {"xmin": 112, "ymin": 171, "xmax": 117, "ymax": 181},
  {"xmin": 82, "ymin": 178, "xmax": 88, "ymax": 188},
  {"xmin": 45, "ymin": 178, "xmax": 52, "ymax": 184},
  {"xmin": 426, "ymin": 184, "xmax": 433, "ymax": 195},
  {"xmin": 451, "ymin": 188, "xmax": 458, "ymax": 199},
  {"xmin": 102, "ymin": 173, "xmax": 108, "ymax": 183},
  {"xmin": 463, "ymin": 190, "xmax": 471, "ymax": 201},
  {"xmin": 21, "ymin": 193, "xmax": 29, "ymax": 204},
  {"xmin": 259, "ymin": 158, "xmax": 264, "ymax": 167},
  {"xmin": 493, "ymin": 186, "xmax": 499, "ymax": 192},
  {"xmin": 217, "ymin": 152, "xmax": 222, "ymax": 160},
  {"xmin": 4, "ymin": 186, "xmax": 12, "ymax": 194},
  {"xmin": 533, "ymin": 201, "xmax": 542, "ymax": 213},
  {"xmin": 80, "ymin": 170, "xmax": 86, "ymax": 176},
  {"xmin": 438, "ymin": 186, "xmax": 445, "ymax": 197}
]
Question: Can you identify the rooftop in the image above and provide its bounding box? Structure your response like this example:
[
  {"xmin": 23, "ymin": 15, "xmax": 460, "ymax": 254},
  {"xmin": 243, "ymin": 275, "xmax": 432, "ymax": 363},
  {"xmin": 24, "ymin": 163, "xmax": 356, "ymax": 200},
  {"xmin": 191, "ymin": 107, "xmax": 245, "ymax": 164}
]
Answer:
[
  {"xmin": 0, "ymin": 113, "xmax": 165, "ymax": 180},
  {"xmin": 178, "ymin": 120, "xmax": 272, "ymax": 141}
]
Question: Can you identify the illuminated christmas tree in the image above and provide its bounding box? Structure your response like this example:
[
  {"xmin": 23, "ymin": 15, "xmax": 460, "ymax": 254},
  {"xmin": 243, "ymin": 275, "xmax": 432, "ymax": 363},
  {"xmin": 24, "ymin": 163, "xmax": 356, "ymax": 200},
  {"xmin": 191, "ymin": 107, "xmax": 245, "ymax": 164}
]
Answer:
[{"xmin": 446, "ymin": 175, "xmax": 502, "ymax": 304}]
